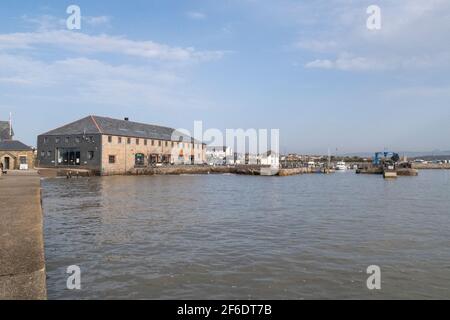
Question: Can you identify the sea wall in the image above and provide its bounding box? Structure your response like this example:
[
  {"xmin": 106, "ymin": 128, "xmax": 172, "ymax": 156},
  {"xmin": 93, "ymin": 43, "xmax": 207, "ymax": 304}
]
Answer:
[
  {"xmin": 412, "ymin": 163, "xmax": 450, "ymax": 170},
  {"xmin": 131, "ymin": 165, "xmax": 264, "ymax": 176},
  {"xmin": 0, "ymin": 172, "xmax": 47, "ymax": 300},
  {"xmin": 278, "ymin": 167, "xmax": 313, "ymax": 176},
  {"xmin": 37, "ymin": 165, "xmax": 316, "ymax": 177}
]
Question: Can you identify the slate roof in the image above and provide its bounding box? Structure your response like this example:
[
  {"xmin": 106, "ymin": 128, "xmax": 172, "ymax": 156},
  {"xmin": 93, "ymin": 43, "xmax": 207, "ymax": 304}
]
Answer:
[
  {"xmin": 41, "ymin": 115, "xmax": 200, "ymax": 143},
  {"xmin": 0, "ymin": 140, "xmax": 32, "ymax": 151},
  {"xmin": 0, "ymin": 121, "xmax": 14, "ymax": 141}
]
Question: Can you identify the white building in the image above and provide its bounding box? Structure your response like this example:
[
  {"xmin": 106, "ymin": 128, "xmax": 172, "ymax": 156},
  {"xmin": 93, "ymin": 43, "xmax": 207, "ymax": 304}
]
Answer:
[
  {"xmin": 206, "ymin": 146, "xmax": 234, "ymax": 165},
  {"xmin": 259, "ymin": 151, "xmax": 279, "ymax": 167}
]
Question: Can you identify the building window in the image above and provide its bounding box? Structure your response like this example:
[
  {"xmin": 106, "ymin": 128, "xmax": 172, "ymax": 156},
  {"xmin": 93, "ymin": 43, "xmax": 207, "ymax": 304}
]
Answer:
[
  {"xmin": 87, "ymin": 151, "xmax": 94, "ymax": 160},
  {"xmin": 127, "ymin": 138, "xmax": 131, "ymax": 144},
  {"xmin": 41, "ymin": 151, "xmax": 45, "ymax": 158},
  {"xmin": 118, "ymin": 137, "xmax": 122, "ymax": 144},
  {"xmin": 89, "ymin": 136, "xmax": 94, "ymax": 143},
  {"xmin": 165, "ymin": 141, "xmax": 168, "ymax": 147},
  {"xmin": 75, "ymin": 137, "xmax": 81, "ymax": 143},
  {"xmin": 108, "ymin": 136, "xmax": 113, "ymax": 143},
  {"xmin": 144, "ymin": 139, "xmax": 147, "ymax": 146},
  {"xmin": 135, "ymin": 153, "xmax": 145, "ymax": 166},
  {"xmin": 109, "ymin": 155, "xmax": 116, "ymax": 164},
  {"xmin": 43, "ymin": 137, "xmax": 48, "ymax": 144},
  {"xmin": 19, "ymin": 156, "xmax": 27, "ymax": 165},
  {"xmin": 158, "ymin": 140, "xmax": 162, "ymax": 147},
  {"xmin": 151, "ymin": 140, "xmax": 155, "ymax": 146},
  {"xmin": 55, "ymin": 137, "xmax": 60, "ymax": 144},
  {"xmin": 136, "ymin": 138, "xmax": 140, "ymax": 145},
  {"xmin": 58, "ymin": 149, "xmax": 81, "ymax": 166},
  {"xmin": 47, "ymin": 151, "xmax": 52, "ymax": 157},
  {"xmin": 172, "ymin": 141, "xmax": 175, "ymax": 147},
  {"xmin": 65, "ymin": 137, "xmax": 70, "ymax": 144}
]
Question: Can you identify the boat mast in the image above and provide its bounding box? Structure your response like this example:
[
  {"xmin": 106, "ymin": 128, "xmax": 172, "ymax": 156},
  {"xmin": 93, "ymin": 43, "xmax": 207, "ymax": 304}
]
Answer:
[{"xmin": 327, "ymin": 148, "xmax": 331, "ymax": 169}]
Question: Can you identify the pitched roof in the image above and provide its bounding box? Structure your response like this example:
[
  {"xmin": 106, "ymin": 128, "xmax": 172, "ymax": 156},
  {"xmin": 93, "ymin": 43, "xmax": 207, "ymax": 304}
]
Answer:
[
  {"xmin": 41, "ymin": 115, "xmax": 200, "ymax": 143},
  {"xmin": 0, "ymin": 140, "xmax": 32, "ymax": 151},
  {"xmin": 0, "ymin": 121, "xmax": 14, "ymax": 141}
]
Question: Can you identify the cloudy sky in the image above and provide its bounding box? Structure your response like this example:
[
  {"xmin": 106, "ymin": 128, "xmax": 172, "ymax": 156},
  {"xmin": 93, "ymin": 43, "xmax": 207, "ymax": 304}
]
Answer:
[{"xmin": 1, "ymin": 0, "xmax": 449, "ymax": 153}]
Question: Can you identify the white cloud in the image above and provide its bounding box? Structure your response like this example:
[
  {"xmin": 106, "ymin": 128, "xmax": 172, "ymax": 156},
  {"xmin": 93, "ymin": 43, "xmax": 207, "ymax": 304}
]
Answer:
[
  {"xmin": 186, "ymin": 11, "xmax": 207, "ymax": 20},
  {"xmin": 305, "ymin": 59, "xmax": 333, "ymax": 69},
  {"xmin": 0, "ymin": 30, "xmax": 225, "ymax": 62},
  {"xmin": 0, "ymin": 17, "xmax": 226, "ymax": 111},
  {"xmin": 0, "ymin": 53, "xmax": 212, "ymax": 110},
  {"xmin": 21, "ymin": 14, "xmax": 66, "ymax": 32},
  {"xmin": 306, "ymin": 55, "xmax": 387, "ymax": 71},
  {"xmin": 292, "ymin": 0, "xmax": 450, "ymax": 71},
  {"xmin": 83, "ymin": 16, "xmax": 112, "ymax": 27}
]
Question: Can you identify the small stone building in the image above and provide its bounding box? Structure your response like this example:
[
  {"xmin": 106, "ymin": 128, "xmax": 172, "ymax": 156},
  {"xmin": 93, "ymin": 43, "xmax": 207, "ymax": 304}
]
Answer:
[
  {"xmin": 37, "ymin": 115, "xmax": 206, "ymax": 175},
  {"xmin": 0, "ymin": 140, "xmax": 34, "ymax": 170}
]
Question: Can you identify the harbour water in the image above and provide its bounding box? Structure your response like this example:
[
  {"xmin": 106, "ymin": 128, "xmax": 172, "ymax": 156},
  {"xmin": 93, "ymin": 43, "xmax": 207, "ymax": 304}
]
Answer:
[{"xmin": 42, "ymin": 170, "xmax": 450, "ymax": 299}]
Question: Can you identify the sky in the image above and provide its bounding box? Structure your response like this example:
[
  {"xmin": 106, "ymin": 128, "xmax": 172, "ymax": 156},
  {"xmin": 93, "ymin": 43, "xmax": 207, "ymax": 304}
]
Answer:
[{"xmin": 0, "ymin": 0, "xmax": 449, "ymax": 154}]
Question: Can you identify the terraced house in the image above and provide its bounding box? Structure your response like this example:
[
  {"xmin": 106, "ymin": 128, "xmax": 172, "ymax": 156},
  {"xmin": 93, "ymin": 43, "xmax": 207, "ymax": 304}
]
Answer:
[{"xmin": 37, "ymin": 116, "xmax": 206, "ymax": 175}]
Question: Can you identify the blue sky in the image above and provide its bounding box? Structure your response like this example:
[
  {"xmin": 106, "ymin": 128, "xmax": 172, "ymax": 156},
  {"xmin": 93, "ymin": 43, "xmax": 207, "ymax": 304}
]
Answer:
[{"xmin": 1, "ymin": 0, "xmax": 450, "ymax": 154}]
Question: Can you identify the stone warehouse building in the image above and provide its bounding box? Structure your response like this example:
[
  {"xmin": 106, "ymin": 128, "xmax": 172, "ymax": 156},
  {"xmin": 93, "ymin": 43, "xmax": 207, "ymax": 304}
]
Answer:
[{"xmin": 37, "ymin": 116, "xmax": 206, "ymax": 175}]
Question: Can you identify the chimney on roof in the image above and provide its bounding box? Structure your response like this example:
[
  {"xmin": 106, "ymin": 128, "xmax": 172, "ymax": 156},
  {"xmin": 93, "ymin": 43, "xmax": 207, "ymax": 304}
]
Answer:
[{"xmin": 124, "ymin": 117, "xmax": 129, "ymax": 121}]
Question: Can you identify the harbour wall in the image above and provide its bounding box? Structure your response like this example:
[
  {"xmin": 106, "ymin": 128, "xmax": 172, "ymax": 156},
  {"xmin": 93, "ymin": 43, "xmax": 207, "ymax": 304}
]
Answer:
[
  {"xmin": 37, "ymin": 165, "xmax": 315, "ymax": 177},
  {"xmin": 412, "ymin": 163, "xmax": 450, "ymax": 170},
  {"xmin": 0, "ymin": 172, "xmax": 47, "ymax": 300}
]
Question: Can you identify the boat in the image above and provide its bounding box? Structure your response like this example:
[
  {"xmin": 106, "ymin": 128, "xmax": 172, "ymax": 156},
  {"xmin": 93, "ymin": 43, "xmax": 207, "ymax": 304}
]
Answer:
[{"xmin": 335, "ymin": 161, "xmax": 347, "ymax": 171}]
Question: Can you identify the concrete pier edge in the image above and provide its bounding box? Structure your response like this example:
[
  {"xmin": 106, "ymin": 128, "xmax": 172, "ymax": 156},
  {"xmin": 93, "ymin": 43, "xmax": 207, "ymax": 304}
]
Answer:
[{"xmin": 0, "ymin": 172, "xmax": 47, "ymax": 300}]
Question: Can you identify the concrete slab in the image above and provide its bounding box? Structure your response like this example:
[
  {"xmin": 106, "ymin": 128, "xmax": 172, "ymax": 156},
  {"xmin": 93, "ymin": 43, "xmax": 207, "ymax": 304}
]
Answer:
[{"xmin": 0, "ymin": 173, "xmax": 47, "ymax": 300}]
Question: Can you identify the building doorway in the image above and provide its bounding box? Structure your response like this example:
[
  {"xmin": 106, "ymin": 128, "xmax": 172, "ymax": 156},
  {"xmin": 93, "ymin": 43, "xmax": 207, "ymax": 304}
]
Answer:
[
  {"xmin": 149, "ymin": 154, "xmax": 158, "ymax": 166},
  {"xmin": 4, "ymin": 156, "xmax": 10, "ymax": 170}
]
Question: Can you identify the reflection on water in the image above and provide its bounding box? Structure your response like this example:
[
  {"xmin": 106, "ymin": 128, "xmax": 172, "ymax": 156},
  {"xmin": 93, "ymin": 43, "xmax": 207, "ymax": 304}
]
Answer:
[{"xmin": 42, "ymin": 170, "xmax": 450, "ymax": 299}]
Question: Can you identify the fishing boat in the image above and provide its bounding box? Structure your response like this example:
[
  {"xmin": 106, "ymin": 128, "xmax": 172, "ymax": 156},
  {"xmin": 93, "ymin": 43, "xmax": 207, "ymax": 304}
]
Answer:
[{"xmin": 335, "ymin": 161, "xmax": 347, "ymax": 171}]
